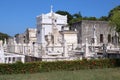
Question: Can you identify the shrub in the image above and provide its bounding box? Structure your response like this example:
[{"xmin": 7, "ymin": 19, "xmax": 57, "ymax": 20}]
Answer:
[
  {"xmin": 0, "ymin": 62, "xmax": 40, "ymax": 74},
  {"xmin": 0, "ymin": 59, "xmax": 120, "ymax": 74}
]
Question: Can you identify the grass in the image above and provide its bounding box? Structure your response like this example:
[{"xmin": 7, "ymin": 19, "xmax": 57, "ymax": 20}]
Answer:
[{"xmin": 0, "ymin": 68, "xmax": 120, "ymax": 80}]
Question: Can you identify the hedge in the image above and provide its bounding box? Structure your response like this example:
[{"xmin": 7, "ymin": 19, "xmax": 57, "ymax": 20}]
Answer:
[
  {"xmin": 0, "ymin": 59, "xmax": 120, "ymax": 74},
  {"xmin": 0, "ymin": 61, "xmax": 40, "ymax": 74}
]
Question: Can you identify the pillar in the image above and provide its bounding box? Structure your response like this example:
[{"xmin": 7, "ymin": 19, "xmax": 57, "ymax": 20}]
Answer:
[
  {"xmin": 64, "ymin": 40, "xmax": 68, "ymax": 57},
  {"xmin": 85, "ymin": 38, "xmax": 89, "ymax": 58},
  {"xmin": 21, "ymin": 56, "xmax": 25, "ymax": 63}
]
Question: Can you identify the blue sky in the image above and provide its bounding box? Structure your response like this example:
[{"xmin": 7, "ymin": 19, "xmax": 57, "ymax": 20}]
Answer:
[{"xmin": 0, "ymin": 0, "xmax": 120, "ymax": 36}]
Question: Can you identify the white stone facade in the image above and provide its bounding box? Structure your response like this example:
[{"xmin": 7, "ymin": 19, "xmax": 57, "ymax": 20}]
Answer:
[
  {"xmin": 1, "ymin": 8, "xmax": 120, "ymax": 63},
  {"xmin": 72, "ymin": 20, "xmax": 120, "ymax": 59},
  {"xmin": 0, "ymin": 40, "xmax": 25, "ymax": 63},
  {"xmin": 36, "ymin": 10, "xmax": 67, "ymax": 45},
  {"xmin": 2, "ymin": 9, "xmax": 79, "ymax": 62},
  {"xmin": 35, "ymin": 9, "xmax": 81, "ymax": 61},
  {"xmin": 15, "ymin": 28, "xmax": 37, "ymax": 44},
  {"xmin": 25, "ymin": 28, "xmax": 37, "ymax": 43}
]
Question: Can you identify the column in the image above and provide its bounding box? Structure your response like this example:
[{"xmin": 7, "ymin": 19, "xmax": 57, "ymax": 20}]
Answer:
[
  {"xmin": 64, "ymin": 40, "xmax": 68, "ymax": 57},
  {"xmin": 85, "ymin": 38, "xmax": 90, "ymax": 58},
  {"xmin": 93, "ymin": 24, "xmax": 97, "ymax": 46},
  {"xmin": 21, "ymin": 56, "xmax": 25, "ymax": 63},
  {"xmin": 22, "ymin": 44, "xmax": 25, "ymax": 55}
]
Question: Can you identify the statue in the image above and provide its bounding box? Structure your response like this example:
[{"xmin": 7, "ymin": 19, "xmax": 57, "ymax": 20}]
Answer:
[{"xmin": 45, "ymin": 33, "xmax": 53, "ymax": 46}]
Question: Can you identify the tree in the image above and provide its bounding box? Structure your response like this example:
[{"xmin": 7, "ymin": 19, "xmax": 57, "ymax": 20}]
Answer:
[
  {"xmin": 73, "ymin": 12, "xmax": 82, "ymax": 18},
  {"xmin": 87, "ymin": 17, "xmax": 98, "ymax": 20},
  {"xmin": 56, "ymin": 10, "xmax": 73, "ymax": 24},
  {"xmin": 109, "ymin": 5, "xmax": 120, "ymax": 32},
  {"xmin": 108, "ymin": 5, "xmax": 120, "ymax": 19},
  {"xmin": 69, "ymin": 18, "xmax": 82, "ymax": 25},
  {"xmin": 0, "ymin": 32, "xmax": 10, "ymax": 42},
  {"xmin": 69, "ymin": 12, "xmax": 82, "ymax": 25},
  {"xmin": 82, "ymin": 16, "xmax": 89, "ymax": 20},
  {"xmin": 82, "ymin": 16, "xmax": 97, "ymax": 20},
  {"xmin": 99, "ymin": 16, "xmax": 108, "ymax": 21}
]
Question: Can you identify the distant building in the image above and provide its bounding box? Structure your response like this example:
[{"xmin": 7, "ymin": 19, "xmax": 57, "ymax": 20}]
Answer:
[
  {"xmin": 25, "ymin": 28, "xmax": 37, "ymax": 43},
  {"xmin": 60, "ymin": 26, "xmax": 78, "ymax": 45},
  {"xmin": 72, "ymin": 20, "xmax": 119, "ymax": 46},
  {"xmin": 15, "ymin": 28, "xmax": 37, "ymax": 44},
  {"xmin": 72, "ymin": 20, "xmax": 120, "ymax": 58},
  {"xmin": 1, "ymin": 7, "xmax": 120, "ymax": 63},
  {"xmin": 15, "ymin": 33, "xmax": 25, "ymax": 44}
]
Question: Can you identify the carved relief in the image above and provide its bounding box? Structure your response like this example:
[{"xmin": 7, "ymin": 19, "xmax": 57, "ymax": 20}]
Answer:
[{"xmin": 45, "ymin": 33, "xmax": 54, "ymax": 46}]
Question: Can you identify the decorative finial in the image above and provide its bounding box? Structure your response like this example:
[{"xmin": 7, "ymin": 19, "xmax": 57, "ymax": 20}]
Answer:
[{"xmin": 51, "ymin": 5, "xmax": 53, "ymax": 13}]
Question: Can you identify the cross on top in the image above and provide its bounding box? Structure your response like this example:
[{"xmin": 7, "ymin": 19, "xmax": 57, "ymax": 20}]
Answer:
[
  {"xmin": 51, "ymin": 5, "xmax": 53, "ymax": 13},
  {"xmin": 49, "ymin": 5, "xmax": 57, "ymax": 28}
]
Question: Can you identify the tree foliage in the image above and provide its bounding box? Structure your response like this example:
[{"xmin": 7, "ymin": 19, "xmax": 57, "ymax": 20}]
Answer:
[
  {"xmin": 69, "ymin": 12, "xmax": 82, "ymax": 25},
  {"xmin": 69, "ymin": 18, "xmax": 82, "ymax": 25},
  {"xmin": 0, "ymin": 32, "xmax": 10, "ymax": 41},
  {"xmin": 109, "ymin": 5, "xmax": 120, "ymax": 32},
  {"xmin": 73, "ymin": 12, "xmax": 82, "ymax": 18},
  {"xmin": 56, "ymin": 10, "xmax": 73, "ymax": 24},
  {"xmin": 56, "ymin": 6, "xmax": 119, "ymax": 26},
  {"xmin": 83, "ymin": 16, "xmax": 97, "ymax": 20},
  {"xmin": 56, "ymin": 10, "xmax": 102, "ymax": 25},
  {"xmin": 108, "ymin": 5, "xmax": 120, "ymax": 19},
  {"xmin": 99, "ymin": 16, "xmax": 108, "ymax": 21}
]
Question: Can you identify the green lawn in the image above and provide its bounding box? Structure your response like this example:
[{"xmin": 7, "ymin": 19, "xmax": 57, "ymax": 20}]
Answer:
[{"xmin": 0, "ymin": 68, "xmax": 120, "ymax": 80}]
